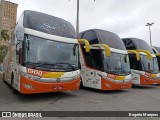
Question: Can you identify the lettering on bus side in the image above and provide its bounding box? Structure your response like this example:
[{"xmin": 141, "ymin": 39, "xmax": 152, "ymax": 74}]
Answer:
[
  {"xmin": 107, "ymin": 74, "xmax": 117, "ymax": 79},
  {"xmin": 27, "ymin": 68, "xmax": 43, "ymax": 77}
]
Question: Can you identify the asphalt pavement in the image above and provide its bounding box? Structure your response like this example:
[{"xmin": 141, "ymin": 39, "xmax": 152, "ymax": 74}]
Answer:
[{"xmin": 0, "ymin": 79, "xmax": 160, "ymax": 120}]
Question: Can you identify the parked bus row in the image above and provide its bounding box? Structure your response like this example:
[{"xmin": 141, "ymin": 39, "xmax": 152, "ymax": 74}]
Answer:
[{"xmin": 2, "ymin": 10, "xmax": 160, "ymax": 94}]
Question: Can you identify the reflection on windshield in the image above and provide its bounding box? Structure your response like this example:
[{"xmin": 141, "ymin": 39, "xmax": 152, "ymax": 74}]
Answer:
[
  {"xmin": 141, "ymin": 55, "xmax": 159, "ymax": 74},
  {"xmin": 24, "ymin": 35, "xmax": 79, "ymax": 70},
  {"xmin": 104, "ymin": 52, "xmax": 131, "ymax": 75}
]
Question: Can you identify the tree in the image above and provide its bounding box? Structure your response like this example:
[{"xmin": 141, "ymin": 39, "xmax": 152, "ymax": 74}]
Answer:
[
  {"xmin": 0, "ymin": 45, "xmax": 8, "ymax": 62},
  {"xmin": 1, "ymin": 29, "xmax": 10, "ymax": 41}
]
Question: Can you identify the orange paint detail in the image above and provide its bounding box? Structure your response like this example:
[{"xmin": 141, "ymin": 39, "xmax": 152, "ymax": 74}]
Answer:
[
  {"xmin": 107, "ymin": 74, "xmax": 117, "ymax": 79},
  {"xmin": 101, "ymin": 78, "xmax": 132, "ymax": 90},
  {"xmin": 20, "ymin": 76, "xmax": 80, "ymax": 94},
  {"xmin": 140, "ymin": 75, "xmax": 160, "ymax": 85},
  {"xmin": 27, "ymin": 68, "xmax": 47, "ymax": 77}
]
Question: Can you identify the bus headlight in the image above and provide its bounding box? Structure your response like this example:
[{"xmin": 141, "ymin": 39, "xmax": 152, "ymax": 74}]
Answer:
[
  {"xmin": 72, "ymin": 75, "xmax": 80, "ymax": 79},
  {"xmin": 20, "ymin": 72, "xmax": 41, "ymax": 80},
  {"xmin": 106, "ymin": 83, "xmax": 111, "ymax": 88}
]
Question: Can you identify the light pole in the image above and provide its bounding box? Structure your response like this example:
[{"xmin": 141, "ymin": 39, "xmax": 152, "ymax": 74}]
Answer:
[
  {"xmin": 0, "ymin": 0, "xmax": 2, "ymax": 41},
  {"xmin": 70, "ymin": 0, "xmax": 95, "ymax": 34},
  {"xmin": 146, "ymin": 22, "xmax": 154, "ymax": 46},
  {"xmin": 76, "ymin": 0, "xmax": 79, "ymax": 34}
]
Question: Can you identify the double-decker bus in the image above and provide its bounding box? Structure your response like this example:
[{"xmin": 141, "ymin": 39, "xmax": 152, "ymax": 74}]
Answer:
[
  {"xmin": 152, "ymin": 46, "xmax": 160, "ymax": 70},
  {"xmin": 78, "ymin": 29, "xmax": 132, "ymax": 90},
  {"xmin": 2, "ymin": 10, "xmax": 89, "ymax": 94},
  {"xmin": 122, "ymin": 38, "xmax": 160, "ymax": 85}
]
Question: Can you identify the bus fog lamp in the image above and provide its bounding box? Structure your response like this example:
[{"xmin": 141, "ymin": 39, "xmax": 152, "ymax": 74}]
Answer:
[
  {"xmin": 145, "ymin": 80, "xmax": 148, "ymax": 83},
  {"xmin": 24, "ymin": 84, "xmax": 34, "ymax": 90},
  {"xmin": 106, "ymin": 83, "xmax": 111, "ymax": 88}
]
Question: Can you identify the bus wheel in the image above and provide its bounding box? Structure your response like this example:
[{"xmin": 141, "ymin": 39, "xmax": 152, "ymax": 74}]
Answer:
[
  {"xmin": 2, "ymin": 73, "xmax": 6, "ymax": 83},
  {"xmin": 11, "ymin": 73, "xmax": 17, "ymax": 94}
]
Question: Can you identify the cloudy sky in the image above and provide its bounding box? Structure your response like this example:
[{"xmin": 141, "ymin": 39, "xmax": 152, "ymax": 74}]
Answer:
[{"xmin": 10, "ymin": 0, "xmax": 160, "ymax": 46}]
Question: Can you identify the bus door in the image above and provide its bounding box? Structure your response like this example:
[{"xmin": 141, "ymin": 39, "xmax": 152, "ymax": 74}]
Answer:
[
  {"xmin": 89, "ymin": 49, "xmax": 103, "ymax": 89},
  {"xmin": 128, "ymin": 52, "xmax": 141, "ymax": 84}
]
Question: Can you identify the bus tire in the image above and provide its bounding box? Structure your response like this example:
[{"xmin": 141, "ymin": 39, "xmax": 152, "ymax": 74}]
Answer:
[
  {"xmin": 11, "ymin": 73, "xmax": 17, "ymax": 94},
  {"xmin": 80, "ymin": 78, "xmax": 84, "ymax": 89},
  {"xmin": 2, "ymin": 73, "xmax": 6, "ymax": 83}
]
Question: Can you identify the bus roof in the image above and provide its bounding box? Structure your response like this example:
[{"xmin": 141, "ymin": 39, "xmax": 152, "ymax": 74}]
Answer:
[
  {"xmin": 18, "ymin": 10, "xmax": 76, "ymax": 38},
  {"xmin": 122, "ymin": 38, "xmax": 154, "ymax": 54},
  {"xmin": 78, "ymin": 29, "xmax": 126, "ymax": 50}
]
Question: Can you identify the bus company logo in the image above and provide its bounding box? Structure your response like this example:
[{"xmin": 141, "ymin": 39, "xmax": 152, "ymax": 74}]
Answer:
[
  {"xmin": 2, "ymin": 112, "xmax": 11, "ymax": 117},
  {"xmin": 107, "ymin": 74, "xmax": 116, "ymax": 79},
  {"xmin": 27, "ymin": 68, "xmax": 43, "ymax": 77},
  {"xmin": 56, "ymin": 78, "xmax": 60, "ymax": 82},
  {"xmin": 42, "ymin": 22, "xmax": 67, "ymax": 32}
]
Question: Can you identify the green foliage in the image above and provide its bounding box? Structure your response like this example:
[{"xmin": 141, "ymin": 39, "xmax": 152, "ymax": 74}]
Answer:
[
  {"xmin": 0, "ymin": 45, "xmax": 8, "ymax": 62},
  {"xmin": 1, "ymin": 29, "xmax": 10, "ymax": 41}
]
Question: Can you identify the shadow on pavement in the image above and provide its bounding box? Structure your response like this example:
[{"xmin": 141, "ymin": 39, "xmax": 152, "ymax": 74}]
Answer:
[
  {"xmin": 80, "ymin": 87, "xmax": 130, "ymax": 94},
  {"xmin": 153, "ymin": 84, "xmax": 160, "ymax": 86},
  {"xmin": 16, "ymin": 91, "xmax": 77, "ymax": 102},
  {"xmin": 132, "ymin": 84, "xmax": 157, "ymax": 89}
]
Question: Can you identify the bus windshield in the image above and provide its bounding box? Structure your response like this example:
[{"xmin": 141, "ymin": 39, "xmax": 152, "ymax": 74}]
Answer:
[
  {"xmin": 141, "ymin": 55, "xmax": 159, "ymax": 74},
  {"xmin": 24, "ymin": 34, "xmax": 79, "ymax": 71},
  {"xmin": 104, "ymin": 52, "xmax": 131, "ymax": 75}
]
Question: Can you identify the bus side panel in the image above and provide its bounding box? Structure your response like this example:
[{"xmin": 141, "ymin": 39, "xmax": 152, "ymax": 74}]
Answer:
[
  {"xmin": 81, "ymin": 69, "xmax": 91, "ymax": 87},
  {"xmin": 90, "ymin": 70, "xmax": 101, "ymax": 89},
  {"xmin": 131, "ymin": 70, "xmax": 140, "ymax": 85},
  {"xmin": 81, "ymin": 68, "xmax": 101, "ymax": 89},
  {"xmin": 3, "ymin": 47, "xmax": 13, "ymax": 85}
]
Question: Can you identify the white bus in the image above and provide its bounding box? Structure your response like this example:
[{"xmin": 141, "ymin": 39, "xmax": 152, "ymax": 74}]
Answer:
[
  {"xmin": 3, "ymin": 10, "xmax": 89, "ymax": 94},
  {"xmin": 78, "ymin": 29, "xmax": 132, "ymax": 90},
  {"xmin": 152, "ymin": 46, "xmax": 160, "ymax": 71},
  {"xmin": 122, "ymin": 38, "xmax": 160, "ymax": 85}
]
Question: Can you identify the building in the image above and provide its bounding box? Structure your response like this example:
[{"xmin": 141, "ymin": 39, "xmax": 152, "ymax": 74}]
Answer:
[{"xmin": 0, "ymin": 0, "xmax": 18, "ymax": 41}]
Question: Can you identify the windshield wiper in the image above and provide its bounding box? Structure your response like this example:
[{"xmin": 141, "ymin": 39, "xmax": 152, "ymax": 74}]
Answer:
[
  {"xmin": 55, "ymin": 63, "xmax": 75, "ymax": 70},
  {"xmin": 25, "ymin": 62, "xmax": 55, "ymax": 68},
  {"xmin": 26, "ymin": 62, "xmax": 76, "ymax": 70}
]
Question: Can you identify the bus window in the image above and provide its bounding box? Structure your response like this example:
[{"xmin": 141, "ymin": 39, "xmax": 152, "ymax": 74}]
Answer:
[
  {"xmin": 82, "ymin": 31, "xmax": 98, "ymax": 44},
  {"xmin": 90, "ymin": 49, "xmax": 103, "ymax": 70},
  {"xmin": 82, "ymin": 47, "xmax": 103, "ymax": 71}
]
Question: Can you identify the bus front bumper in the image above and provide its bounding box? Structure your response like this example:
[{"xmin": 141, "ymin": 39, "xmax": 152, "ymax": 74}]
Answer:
[
  {"xmin": 140, "ymin": 75, "xmax": 160, "ymax": 85},
  {"xmin": 20, "ymin": 76, "xmax": 80, "ymax": 94},
  {"xmin": 101, "ymin": 78, "xmax": 132, "ymax": 90}
]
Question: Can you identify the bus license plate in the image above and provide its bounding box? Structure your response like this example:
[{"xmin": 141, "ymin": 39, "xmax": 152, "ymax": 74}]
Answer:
[{"xmin": 53, "ymin": 86, "xmax": 63, "ymax": 90}]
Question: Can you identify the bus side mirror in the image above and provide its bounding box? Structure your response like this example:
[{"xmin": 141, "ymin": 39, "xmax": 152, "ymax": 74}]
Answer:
[
  {"xmin": 79, "ymin": 62, "xmax": 81, "ymax": 69},
  {"xmin": 19, "ymin": 48, "xmax": 23, "ymax": 65},
  {"xmin": 124, "ymin": 55, "xmax": 127, "ymax": 63},
  {"xmin": 78, "ymin": 39, "xmax": 90, "ymax": 52}
]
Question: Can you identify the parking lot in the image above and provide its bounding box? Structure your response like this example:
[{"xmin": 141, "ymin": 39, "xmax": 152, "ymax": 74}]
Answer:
[{"xmin": 1, "ymin": 79, "xmax": 160, "ymax": 120}]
